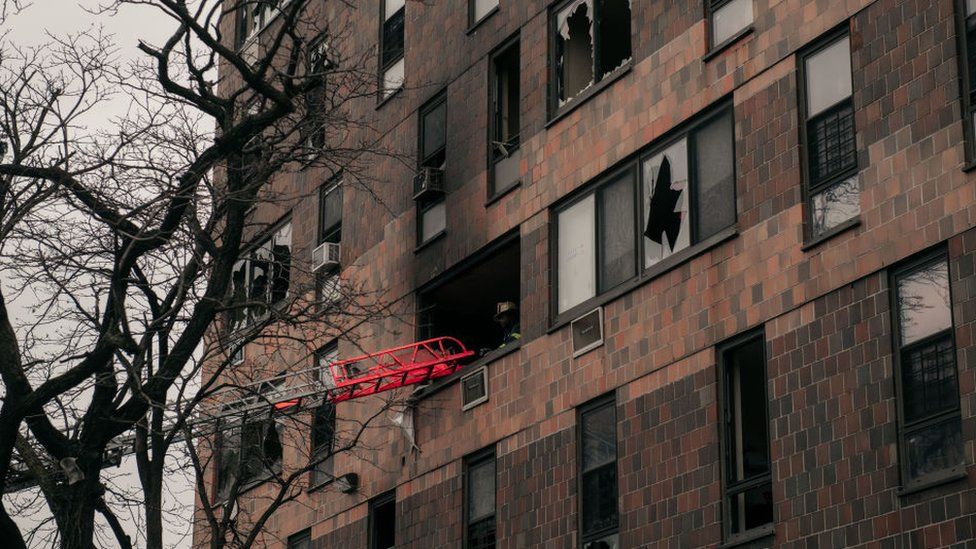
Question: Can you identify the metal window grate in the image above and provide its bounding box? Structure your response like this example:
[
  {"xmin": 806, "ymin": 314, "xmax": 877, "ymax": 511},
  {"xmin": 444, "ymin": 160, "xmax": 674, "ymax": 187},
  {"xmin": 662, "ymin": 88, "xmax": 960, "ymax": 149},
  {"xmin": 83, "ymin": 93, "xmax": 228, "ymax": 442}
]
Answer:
[{"xmin": 808, "ymin": 102, "xmax": 857, "ymax": 185}]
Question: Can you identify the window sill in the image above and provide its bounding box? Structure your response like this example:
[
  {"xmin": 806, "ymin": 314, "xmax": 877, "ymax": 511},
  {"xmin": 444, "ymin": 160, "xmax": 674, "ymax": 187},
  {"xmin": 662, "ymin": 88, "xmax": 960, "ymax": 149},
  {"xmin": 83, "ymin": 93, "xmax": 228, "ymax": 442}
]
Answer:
[
  {"xmin": 414, "ymin": 230, "xmax": 447, "ymax": 253},
  {"xmin": 545, "ymin": 62, "xmax": 633, "ymax": 129},
  {"xmin": 307, "ymin": 478, "xmax": 334, "ymax": 494},
  {"xmin": 466, "ymin": 6, "xmax": 499, "ymax": 35},
  {"xmin": 375, "ymin": 84, "xmax": 403, "ymax": 110},
  {"xmin": 702, "ymin": 26, "xmax": 755, "ymax": 63},
  {"xmin": 897, "ymin": 468, "xmax": 968, "ymax": 498},
  {"xmin": 800, "ymin": 216, "xmax": 861, "ymax": 252},
  {"xmin": 485, "ymin": 179, "xmax": 521, "ymax": 207},
  {"xmin": 961, "ymin": 159, "xmax": 976, "ymax": 173},
  {"xmin": 719, "ymin": 524, "xmax": 774, "ymax": 549},
  {"xmin": 409, "ymin": 342, "xmax": 521, "ymax": 402},
  {"xmin": 550, "ymin": 225, "xmax": 739, "ymax": 332}
]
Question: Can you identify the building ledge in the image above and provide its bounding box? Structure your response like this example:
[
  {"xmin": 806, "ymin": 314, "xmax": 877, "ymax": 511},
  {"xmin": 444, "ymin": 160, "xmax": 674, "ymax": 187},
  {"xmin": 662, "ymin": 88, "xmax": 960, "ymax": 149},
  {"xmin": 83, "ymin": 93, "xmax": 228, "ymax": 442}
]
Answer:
[
  {"xmin": 409, "ymin": 342, "xmax": 521, "ymax": 402},
  {"xmin": 718, "ymin": 524, "xmax": 774, "ymax": 549}
]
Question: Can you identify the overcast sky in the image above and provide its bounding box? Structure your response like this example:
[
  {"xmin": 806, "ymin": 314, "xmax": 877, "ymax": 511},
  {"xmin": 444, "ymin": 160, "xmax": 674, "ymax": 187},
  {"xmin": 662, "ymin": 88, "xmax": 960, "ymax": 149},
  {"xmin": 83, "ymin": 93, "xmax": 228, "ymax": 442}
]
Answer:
[{"xmin": 3, "ymin": 2, "xmax": 194, "ymax": 547}]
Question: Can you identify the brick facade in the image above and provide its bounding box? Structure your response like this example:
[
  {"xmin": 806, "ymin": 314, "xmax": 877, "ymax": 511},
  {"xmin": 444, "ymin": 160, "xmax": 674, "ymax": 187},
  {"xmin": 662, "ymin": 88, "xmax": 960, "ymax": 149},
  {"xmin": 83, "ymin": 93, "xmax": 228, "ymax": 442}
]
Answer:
[{"xmin": 198, "ymin": 0, "xmax": 976, "ymax": 546}]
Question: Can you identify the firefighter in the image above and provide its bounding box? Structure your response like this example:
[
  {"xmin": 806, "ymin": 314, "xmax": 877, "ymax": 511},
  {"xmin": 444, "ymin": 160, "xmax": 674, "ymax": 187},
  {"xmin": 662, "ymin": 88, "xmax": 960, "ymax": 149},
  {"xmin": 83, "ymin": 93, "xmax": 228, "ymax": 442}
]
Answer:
[{"xmin": 494, "ymin": 301, "xmax": 521, "ymax": 348}]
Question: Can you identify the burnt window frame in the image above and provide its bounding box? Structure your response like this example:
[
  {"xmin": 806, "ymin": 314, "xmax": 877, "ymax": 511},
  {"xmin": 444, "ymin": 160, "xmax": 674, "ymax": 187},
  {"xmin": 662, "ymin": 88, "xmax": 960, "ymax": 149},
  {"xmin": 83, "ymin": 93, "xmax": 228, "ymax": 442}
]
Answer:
[
  {"xmin": 368, "ymin": 489, "xmax": 397, "ymax": 549},
  {"xmin": 954, "ymin": 0, "xmax": 976, "ymax": 165},
  {"xmin": 889, "ymin": 248, "xmax": 966, "ymax": 492},
  {"xmin": 213, "ymin": 409, "xmax": 285, "ymax": 503},
  {"xmin": 576, "ymin": 393, "xmax": 619, "ymax": 548},
  {"xmin": 797, "ymin": 26, "xmax": 861, "ymax": 244},
  {"xmin": 463, "ymin": 447, "xmax": 497, "ymax": 549},
  {"xmin": 417, "ymin": 91, "xmax": 448, "ymax": 246},
  {"xmin": 487, "ymin": 33, "xmax": 522, "ymax": 201},
  {"xmin": 225, "ymin": 216, "xmax": 293, "ymax": 334},
  {"xmin": 546, "ymin": 0, "xmax": 634, "ymax": 120},
  {"xmin": 550, "ymin": 100, "xmax": 737, "ymax": 325},
  {"xmin": 716, "ymin": 328, "xmax": 774, "ymax": 543},
  {"xmin": 378, "ymin": 0, "xmax": 406, "ymax": 102},
  {"xmin": 469, "ymin": 0, "xmax": 500, "ymax": 29},
  {"xmin": 704, "ymin": 0, "xmax": 755, "ymax": 54}
]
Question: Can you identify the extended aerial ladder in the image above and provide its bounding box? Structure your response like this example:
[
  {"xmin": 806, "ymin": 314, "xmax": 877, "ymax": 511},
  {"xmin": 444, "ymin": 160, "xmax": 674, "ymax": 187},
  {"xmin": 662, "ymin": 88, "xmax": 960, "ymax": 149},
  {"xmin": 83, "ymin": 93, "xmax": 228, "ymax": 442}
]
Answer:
[{"xmin": 3, "ymin": 337, "xmax": 475, "ymax": 493}]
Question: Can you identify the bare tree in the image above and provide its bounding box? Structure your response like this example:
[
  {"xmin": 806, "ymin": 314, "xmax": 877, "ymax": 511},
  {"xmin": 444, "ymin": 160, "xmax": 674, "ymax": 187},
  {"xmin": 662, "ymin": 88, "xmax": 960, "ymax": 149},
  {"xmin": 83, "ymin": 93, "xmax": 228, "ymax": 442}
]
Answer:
[{"xmin": 0, "ymin": 1, "xmax": 413, "ymax": 547}]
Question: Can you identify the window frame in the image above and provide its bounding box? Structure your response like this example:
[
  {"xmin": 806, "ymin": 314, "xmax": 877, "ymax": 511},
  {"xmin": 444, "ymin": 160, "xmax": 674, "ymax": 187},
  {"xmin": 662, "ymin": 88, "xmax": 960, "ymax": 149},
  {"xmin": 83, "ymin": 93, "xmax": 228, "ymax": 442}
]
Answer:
[
  {"xmin": 368, "ymin": 489, "xmax": 397, "ymax": 549},
  {"xmin": 463, "ymin": 446, "xmax": 497, "ymax": 549},
  {"xmin": 225, "ymin": 215, "xmax": 294, "ymax": 335},
  {"xmin": 704, "ymin": 0, "xmax": 755, "ymax": 54},
  {"xmin": 213, "ymin": 410, "xmax": 284, "ymax": 503},
  {"xmin": 469, "ymin": 0, "xmax": 500, "ymax": 30},
  {"xmin": 487, "ymin": 33, "xmax": 522, "ymax": 201},
  {"xmin": 547, "ymin": 0, "xmax": 633, "ymax": 119},
  {"xmin": 550, "ymin": 100, "xmax": 737, "ymax": 324},
  {"xmin": 796, "ymin": 25, "xmax": 861, "ymax": 243},
  {"xmin": 576, "ymin": 393, "xmax": 619, "ymax": 547},
  {"xmin": 954, "ymin": 0, "xmax": 976, "ymax": 165},
  {"xmin": 318, "ymin": 175, "xmax": 343, "ymax": 246},
  {"xmin": 287, "ymin": 529, "xmax": 312, "ymax": 549},
  {"xmin": 378, "ymin": 0, "xmax": 406, "ymax": 102},
  {"xmin": 417, "ymin": 91, "xmax": 448, "ymax": 246},
  {"xmin": 716, "ymin": 328, "xmax": 775, "ymax": 543},
  {"xmin": 889, "ymin": 248, "xmax": 966, "ymax": 491}
]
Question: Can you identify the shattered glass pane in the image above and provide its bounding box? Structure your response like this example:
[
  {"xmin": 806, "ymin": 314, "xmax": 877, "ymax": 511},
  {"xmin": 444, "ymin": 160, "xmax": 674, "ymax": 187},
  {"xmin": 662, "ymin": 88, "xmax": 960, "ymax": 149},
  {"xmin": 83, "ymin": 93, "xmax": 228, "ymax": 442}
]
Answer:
[
  {"xmin": 897, "ymin": 260, "xmax": 952, "ymax": 346},
  {"xmin": 643, "ymin": 139, "xmax": 689, "ymax": 269},
  {"xmin": 597, "ymin": 0, "xmax": 632, "ymax": 79},
  {"xmin": 906, "ymin": 418, "xmax": 964, "ymax": 481},
  {"xmin": 555, "ymin": 0, "xmax": 595, "ymax": 106},
  {"xmin": 810, "ymin": 175, "xmax": 859, "ymax": 237},
  {"xmin": 557, "ymin": 195, "xmax": 596, "ymax": 313},
  {"xmin": 711, "ymin": 0, "xmax": 753, "ymax": 47}
]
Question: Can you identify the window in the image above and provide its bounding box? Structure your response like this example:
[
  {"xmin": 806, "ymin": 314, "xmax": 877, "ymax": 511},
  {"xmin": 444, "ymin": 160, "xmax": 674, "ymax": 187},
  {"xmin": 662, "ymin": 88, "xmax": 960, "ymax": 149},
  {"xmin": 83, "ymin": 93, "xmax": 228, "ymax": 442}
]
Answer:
[
  {"xmin": 554, "ymin": 105, "xmax": 736, "ymax": 316},
  {"xmin": 369, "ymin": 490, "xmax": 397, "ymax": 549},
  {"xmin": 215, "ymin": 413, "xmax": 284, "ymax": 501},
  {"xmin": 304, "ymin": 34, "xmax": 332, "ymax": 151},
  {"xmin": 380, "ymin": 0, "xmax": 405, "ymax": 99},
  {"xmin": 418, "ymin": 93, "xmax": 448, "ymax": 245},
  {"xmin": 319, "ymin": 179, "xmax": 343, "ymax": 246},
  {"xmin": 956, "ymin": 0, "xmax": 976, "ymax": 160},
  {"xmin": 718, "ymin": 331, "xmax": 773, "ymax": 540},
  {"xmin": 288, "ymin": 529, "xmax": 311, "ymax": 549},
  {"xmin": 578, "ymin": 395, "xmax": 618, "ymax": 548},
  {"xmin": 464, "ymin": 449, "xmax": 496, "ymax": 549},
  {"xmin": 707, "ymin": 0, "xmax": 753, "ymax": 50},
  {"xmin": 489, "ymin": 37, "xmax": 521, "ymax": 197},
  {"xmin": 470, "ymin": 0, "xmax": 498, "ymax": 27},
  {"xmin": 227, "ymin": 221, "xmax": 293, "ymax": 333},
  {"xmin": 550, "ymin": 0, "xmax": 632, "ymax": 114},
  {"xmin": 892, "ymin": 252, "xmax": 964, "ymax": 486},
  {"xmin": 309, "ymin": 402, "xmax": 336, "ymax": 488},
  {"xmin": 799, "ymin": 32, "xmax": 860, "ymax": 239},
  {"xmin": 236, "ymin": 0, "xmax": 280, "ymax": 48}
]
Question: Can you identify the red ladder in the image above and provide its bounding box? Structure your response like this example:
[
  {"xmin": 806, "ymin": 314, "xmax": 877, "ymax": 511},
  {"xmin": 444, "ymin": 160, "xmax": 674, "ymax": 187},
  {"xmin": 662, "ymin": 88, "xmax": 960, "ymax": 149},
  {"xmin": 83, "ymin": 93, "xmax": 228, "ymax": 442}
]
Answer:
[{"xmin": 327, "ymin": 337, "xmax": 475, "ymax": 403}]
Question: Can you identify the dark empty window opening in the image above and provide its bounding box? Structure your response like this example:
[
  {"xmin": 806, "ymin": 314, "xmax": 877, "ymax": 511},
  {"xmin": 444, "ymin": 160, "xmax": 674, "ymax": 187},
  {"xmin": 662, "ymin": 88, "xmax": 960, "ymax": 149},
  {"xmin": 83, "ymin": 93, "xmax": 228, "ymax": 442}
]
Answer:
[
  {"xmin": 552, "ymin": 0, "xmax": 632, "ymax": 113},
  {"xmin": 369, "ymin": 491, "xmax": 397, "ymax": 549},
  {"xmin": 719, "ymin": 332, "xmax": 773, "ymax": 539},
  {"xmin": 490, "ymin": 38, "xmax": 521, "ymax": 197},
  {"xmin": 319, "ymin": 179, "xmax": 343, "ymax": 246},
  {"xmin": 418, "ymin": 237, "xmax": 520, "ymax": 356},
  {"xmin": 227, "ymin": 221, "xmax": 292, "ymax": 333},
  {"xmin": 309, "ymin": 401, "xmax": 336, "ymax": 488},
  {"xmin": 215, "ymin": 412, "xmax": 284, "ymax": 501}
]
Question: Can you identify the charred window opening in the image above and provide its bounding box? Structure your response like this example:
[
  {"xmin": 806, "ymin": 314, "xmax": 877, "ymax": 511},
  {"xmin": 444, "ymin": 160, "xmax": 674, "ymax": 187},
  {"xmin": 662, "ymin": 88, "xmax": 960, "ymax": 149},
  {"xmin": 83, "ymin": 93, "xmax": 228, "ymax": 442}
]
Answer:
[
  {"xmin": 369, "ymin": 491, "xmax": 397, "ymax": 549},
  {"xmin": 418, "ymin": 237, "xmax": 520, "ymax": 355},
  {"xmin": 380, "ymin": 0, "xmax": 406, "ymax": 99},
  {"xmin": 214, "ymin": 413, "xmax": 284, "ymax": 501},
  {"xmin": 490, "ymin": 37, "xmax": 521, "ymax": 197},
  {"xmin": 719, "ymin": 332, "xmax": 773, "ymax": 539},
  {"xmin": 319, "ymin": 179, "xmax": 343, "ymax": 246},
  {"xmin": 892, "ymin": 253, "xmax": 964, "ymax": 485},
  {"xmin": 552, "ymin": 0, "xmax": 631, "ymax": 112},
  {"xmin": 227, "ymin": 221, "xmax": 292, "ymax": 333}
]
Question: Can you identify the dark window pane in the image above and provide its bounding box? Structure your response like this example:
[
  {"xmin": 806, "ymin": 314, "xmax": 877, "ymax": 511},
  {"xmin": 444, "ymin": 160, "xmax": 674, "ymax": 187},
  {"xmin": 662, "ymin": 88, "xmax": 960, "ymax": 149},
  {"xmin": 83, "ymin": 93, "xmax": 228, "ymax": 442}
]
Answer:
[
  {"xmin": 422, "ymin": 101, "xmax": 447, "ymax": 164},
  {"xmin": 554, "ymin": 0, "xmax": 595, "ymax": 105},
  {"xmin": 968, "ymin": 17, "xmax": 976, "ymax": 100},
  {"xmin": 897, "ymin": 260, "xmax": 952, "ymax": 346},
  {"xmin": 694, "ymin": 112, "xmax": 736, "ymax": 240},
  {"xmin": 467, "ymin": 459, "xmax": 495, "ymax": 522},
  {"xmin": 319, "ymin": 184, "xmax": 343, "ymax": 244},
  {"xmin": 725, "ymin": 337, "xmax": 770, "ymax": 482},
  {"xmin": 901, "ymin": 335, "xmax": 958, "ymax": 423},
  {"xmin": 728, "ymin": 482, "xmax": 773, "ymax": 535},
  {"xmin": 905, "ymin": 418, "xmax": 964, "ymax": 481},
  {"xmin": 311, "ymin": 403, "xmax": 336, "ymax": 453},
  {"xmin": 810, "ymin": 175, "xmax": 860, "ymax": 237},
  {"xmin": 216, "ymin": 423, "xmax": 241, "ymax": 500},
  {"xmin": 581, "ymin": 403, "xmax": 616, "ymax": 471},
  {"xmin": 599, "ymin": 172, "xmax": 636, "ymax": 291},
  {"xmin": 270, "ymin": 223, "xmax": 291, "ymax": 303},
  {"xmin": 371, "ymin": 495, "xmax": 396, "ymax": 549},
  {"xmin": 467, "ymin": 516, "xmax": 496, "ymax": 549},
  {"xmin": 288, "ymin": 530, "xmax": 312, "ymax": 549},
  {"xmin": 597, "ymin": 0, "xmax": 632, "ymax": 79},
  {"xmin": 381, "ymin": 7, "xmax": 404, "ymax": 68},
  {"xmin": 492, "ymin": 44, "xmax": 520, "ymax": 157},
  {"xmin": 581, "ymin": 463, "xmax": 618, "ymax": 536},
  {"xmin": 807, "ymin": 102, "xmax": 857, "ymax": 185}
]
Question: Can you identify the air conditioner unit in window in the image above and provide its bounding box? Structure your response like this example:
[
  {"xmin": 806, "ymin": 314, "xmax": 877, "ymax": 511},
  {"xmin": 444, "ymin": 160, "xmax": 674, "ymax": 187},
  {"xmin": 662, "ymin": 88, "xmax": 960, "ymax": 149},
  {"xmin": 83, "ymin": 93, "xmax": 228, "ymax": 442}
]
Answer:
[
  {"xmin": 460, "ymin": 366, "xmax": 488, "ymax": 410},
  {"xmin": 413, "ymin": 167, "xmax": 445, "ymax": 201},
  {"xmin": 571, "ymin": 307, "xmax": 604, "ymax": 358},
  {"xmin": 312, "ymin": 242, "xmax": 341, "ymax": 271}
]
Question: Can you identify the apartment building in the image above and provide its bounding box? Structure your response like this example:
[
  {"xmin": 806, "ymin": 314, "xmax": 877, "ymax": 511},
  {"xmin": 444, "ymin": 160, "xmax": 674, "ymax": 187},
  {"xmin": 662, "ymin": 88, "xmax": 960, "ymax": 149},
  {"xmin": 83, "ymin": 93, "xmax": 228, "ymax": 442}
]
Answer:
[{"xmin": 198, "ymin": 0, "xmax": 976, "ymax": 547}]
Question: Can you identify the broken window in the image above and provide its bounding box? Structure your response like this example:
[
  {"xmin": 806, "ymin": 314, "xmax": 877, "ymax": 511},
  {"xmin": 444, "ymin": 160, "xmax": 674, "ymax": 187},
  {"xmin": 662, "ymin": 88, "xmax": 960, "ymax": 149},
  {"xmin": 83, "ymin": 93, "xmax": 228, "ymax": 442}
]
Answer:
[
  {"xmin": 418, "ymin": 93, "xmax": 448, "ymax": 244},
  {"xmin": 369, "ymin": 491, "xmax": 397, "ymax": 549},
  {"xmin": 214, "ymin": 412, "xmax": 284, "ymax": 501},
  {"xmin": 464, "ymin": 449, "xmax": 496, "ymax": 549},
  {"xmin": 719, "ymin": 331, "xmax": 773, "ymax": 539},
  {"xmin": 554, "ymin": 103, "xmax": 736, "ymax": 316},
  {"xmin": 578, "ymin": 395, "xmax": 618, "ymax": 549},
  {"xmin": 708, "ymin": 0, "xmax": 753, "ymax": 49},
  {"xmin": 489, "ymin": 37, "xmax": 521, "ymax": 197},
  {"xmin": 236, "ymin": 0, "xmax": 279, "ymax": 48},
  {"xmin": 893, "ymin": 253, "xmax": 964, "ymax": 485},
  {"xmin": 418, "ymin": 237, "xmax": 520, "ymax": 355},
  {"xmin": 304, "ymin": 33, "xmax": 332, "ymax": 151},
  {"xmin": 801, "ymin": 33, "xmax": 860, "ymax": 239},
  {"xmin": 287, "ymin": 529, "xmax": 312, "ymax": 549},
  {"xmin": 470, "ymin": 0, "xmax": 498, "ymax": 26},
  {"xmin": 380, "ymin": 0, "xmax": 406, "ymax": 99},
  {"xmin": 226, "ymin": 220, "xmax": 293, "ymax": 332},
  {"xmin": 551, "ymin": 0, "xmax": 632, "ymax": 112}
]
